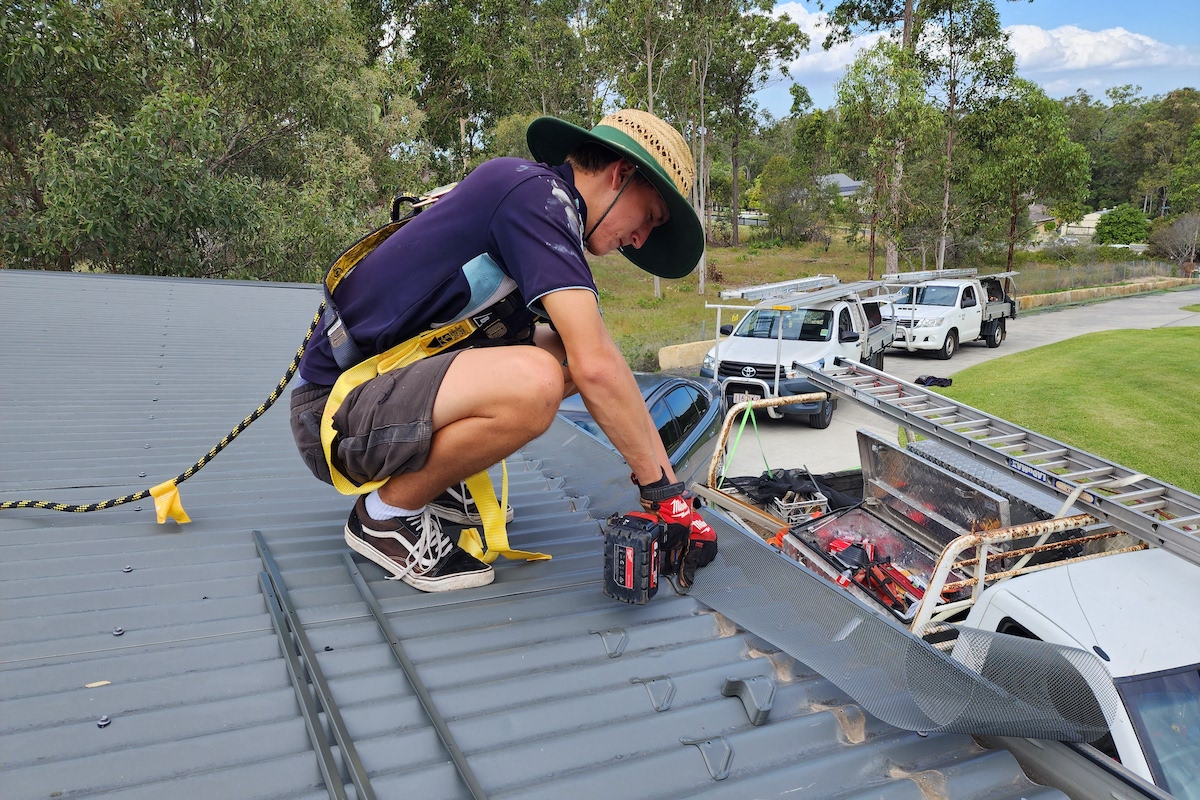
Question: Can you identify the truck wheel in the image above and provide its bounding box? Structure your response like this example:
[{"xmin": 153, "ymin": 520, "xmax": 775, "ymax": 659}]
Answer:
[
  {"xmin": 936, "ymin": 330, "xmax": 958, "ymax": 360},
  {"xmin": 808, "ymin": 398, "xmax": 834, "ymax": 429},
  {"xmin": 985, "ymin": 321, "xmax": 1003, "ymax": 348}
]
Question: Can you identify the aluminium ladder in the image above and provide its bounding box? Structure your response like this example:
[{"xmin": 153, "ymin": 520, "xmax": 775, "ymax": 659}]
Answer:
[{"xmin": 797, "ymin": 357, "xmax": 1200, "ymax": 569}]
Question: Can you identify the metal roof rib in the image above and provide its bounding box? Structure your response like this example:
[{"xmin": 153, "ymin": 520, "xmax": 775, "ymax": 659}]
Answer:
[{"xmin": 0, "ymin": 270, "xmax": 1066, "ymax": 800}]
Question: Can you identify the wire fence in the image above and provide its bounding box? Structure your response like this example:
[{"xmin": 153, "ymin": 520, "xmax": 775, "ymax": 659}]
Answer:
[{"xmin": 1016, "ymin": 260, "xmax": 1180, "ymax": 295}]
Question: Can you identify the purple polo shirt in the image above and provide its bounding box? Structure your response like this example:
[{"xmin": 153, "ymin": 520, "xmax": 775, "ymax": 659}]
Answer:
[{"xmin": 299, "ymin": 159, "xmax": 597, "ymax": 386}]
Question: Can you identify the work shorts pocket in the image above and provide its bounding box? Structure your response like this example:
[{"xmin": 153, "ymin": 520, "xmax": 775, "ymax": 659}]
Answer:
[
  {"xmin": 290, "ymin": 383, "xmax": 335, "ymax": 485},
  {"xmin": 329, "ymin": 351, "xmax": 459, "ymax": 486}
]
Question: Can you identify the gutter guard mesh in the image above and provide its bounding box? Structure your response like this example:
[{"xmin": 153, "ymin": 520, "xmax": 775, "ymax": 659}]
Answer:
[{"xmin": 689, "ymin": 512, "xmax": 1120, "ymax": 742}]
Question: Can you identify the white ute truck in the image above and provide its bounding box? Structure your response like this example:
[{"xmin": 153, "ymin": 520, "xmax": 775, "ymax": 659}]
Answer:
[
  {"xmin": 883, "ymin": 268, "xmax": 1018, "ymax": 359},
  {"xmin": 699, "ymin": 359, "xmax": 1200, "ymax": 800},
  {"xmin": 699, "ymin": 276, "xmax": 895, "ymax": 428}
]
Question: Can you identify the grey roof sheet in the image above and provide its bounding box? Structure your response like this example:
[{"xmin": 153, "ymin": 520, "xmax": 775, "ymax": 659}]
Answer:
[{"xmin": 0, "ymin": 269, "xmax": 1066, "ymax": 800}]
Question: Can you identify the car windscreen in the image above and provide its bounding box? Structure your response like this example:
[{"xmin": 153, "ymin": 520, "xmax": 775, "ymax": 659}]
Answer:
[
  {"xmin": 1117, "ymin": 665, "xmax": 1200, "ymax": 800},
  {"xmin": 733, "ymin": 309, "xmax": 832, "ymax": 341},
  {"xmin": 897, "ymin": 285, "xmax": 959, "ymax": 306}
]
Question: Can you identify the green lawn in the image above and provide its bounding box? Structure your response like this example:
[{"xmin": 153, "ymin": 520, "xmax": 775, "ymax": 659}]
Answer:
[
  {"xmin": 933, "ymin": 328, "xmax": 1200, "ymax": 494},
  {"xmin": 1183, "ymin": 304, "xmax": 1200, "ymax": 313}
]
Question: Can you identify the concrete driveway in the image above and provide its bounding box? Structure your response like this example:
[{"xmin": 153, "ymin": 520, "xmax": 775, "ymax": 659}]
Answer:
[{"xmin": 722, "ymin": 286, "xmax": 1200, "ymax": 478}]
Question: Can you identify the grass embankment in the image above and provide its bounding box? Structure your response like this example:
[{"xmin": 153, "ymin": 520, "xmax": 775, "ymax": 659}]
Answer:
[{"xmin": 934, "ymin": 328, "xmax": 1200, "ymax": 494}]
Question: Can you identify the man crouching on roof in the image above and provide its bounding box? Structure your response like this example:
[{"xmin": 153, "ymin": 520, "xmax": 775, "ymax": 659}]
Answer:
[{"xmin": 289, "ymin": 110, "xmax": 716, "ymax": 593}]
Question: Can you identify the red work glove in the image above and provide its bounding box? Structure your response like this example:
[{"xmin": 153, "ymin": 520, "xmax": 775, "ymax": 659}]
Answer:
[{"xmin": 635, "ymin": 472, "xmax": 718, "ymax": 588}]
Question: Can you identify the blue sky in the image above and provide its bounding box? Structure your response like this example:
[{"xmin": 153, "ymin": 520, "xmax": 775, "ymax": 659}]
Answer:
[{"xmin": 759, "ymin": 1, "xmax": 1200, "ymax": 116}]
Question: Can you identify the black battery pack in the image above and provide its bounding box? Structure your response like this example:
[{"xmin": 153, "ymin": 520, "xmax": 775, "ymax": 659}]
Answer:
[{"xmin": 602, "ymin": 512, "xmax": 664, "ymax": 604}]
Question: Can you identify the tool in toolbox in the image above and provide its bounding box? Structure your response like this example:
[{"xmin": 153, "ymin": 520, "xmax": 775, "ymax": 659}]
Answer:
[
  {"xmin": 796, "ymin": 357, "xmax": 1200, "ymax": 569},
  {"xmin": 602, "ymin": 512, "xmax": 664, "ymax": 605}
]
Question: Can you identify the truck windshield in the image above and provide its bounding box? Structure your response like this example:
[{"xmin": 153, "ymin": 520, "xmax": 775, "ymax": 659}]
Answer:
[
  {"xmin": 734, "ymin": 309, "xmax": 833, "ymax": 341},
  {"xmin": 1117, "ymin": 665, "xmax": 1200, "ymax": 800},
  {"xmin": 897, "ymin": 285, "xmax": 959, "ymax": 306}
]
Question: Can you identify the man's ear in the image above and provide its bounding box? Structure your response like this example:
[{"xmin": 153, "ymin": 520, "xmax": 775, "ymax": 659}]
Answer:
[{"xmin": 610, "ymin": 159, "xmax": 636, "ymax": 189}]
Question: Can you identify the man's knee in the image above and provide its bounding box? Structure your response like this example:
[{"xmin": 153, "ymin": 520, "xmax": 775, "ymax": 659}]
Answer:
[{"xmin": 511, "ymin": 346, "xmax": 565, "ymax": 426}]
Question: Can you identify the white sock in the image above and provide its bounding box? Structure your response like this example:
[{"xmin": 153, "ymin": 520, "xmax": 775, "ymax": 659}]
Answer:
[{"xmin": 365, "ymin": 491, "xmax": 424, "ymax": 521}]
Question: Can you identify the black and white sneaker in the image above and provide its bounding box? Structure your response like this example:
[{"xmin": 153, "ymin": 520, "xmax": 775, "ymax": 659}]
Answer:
[
  {"xmin": 428, "ymin": 481, "xmax": 515, "ymax": 525},
  {"xmin": 345, "ymin": 497, "xmax": 494, "ymax": 592}
]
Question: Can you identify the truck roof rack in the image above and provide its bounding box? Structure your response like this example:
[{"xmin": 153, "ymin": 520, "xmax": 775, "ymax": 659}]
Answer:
[
  {"xmin": 797, "ymin": 358, "xmax": 1200, "ymax": 569},
  {"xmin": 882, "ymin": 268, "xmax": 978, "ymax": 282},
  {"xmin": 882, "ymin": 269, "xmax": 1020, "ymax": 284},
  {"xmin": 711, "ymin": 280, "xmax": 891, "ymax": 311},
  {"xmin": 718, "ymin": 275, "xmax": 839, "ymax": 301}
]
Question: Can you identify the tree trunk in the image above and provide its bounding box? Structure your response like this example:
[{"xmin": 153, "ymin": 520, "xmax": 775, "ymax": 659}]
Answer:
[
  {"xmin": 731, "ymin": 125, "xmax": 741, "ymax": 248},
  {"xmin": 886, "ymin": 143, "xmax": 903, "ymax": 273},
  {"xmin": 1006, "ymin": 192, "xmax": 1019, "ymax": 272},
  {"xmin": 937, "ymin": 93, "xmax": 957, "ymax": 270},
  {"xmin": 868, "ymin": 209, "xmax": 878, "ymax": 280}
]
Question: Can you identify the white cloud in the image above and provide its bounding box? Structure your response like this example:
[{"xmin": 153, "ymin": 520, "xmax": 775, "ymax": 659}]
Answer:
[
  {"xmin": 772, "ymin": 2, "xmax": 886, "ymax": 76},
  {"xmin": 1006, "ymin": 24, "xmax": 1200, "ymax": 73}
]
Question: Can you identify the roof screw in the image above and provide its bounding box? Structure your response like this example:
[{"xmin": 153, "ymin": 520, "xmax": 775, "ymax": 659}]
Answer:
[
  {"xmin": 148, "ymin": 415, "xmax": 155, "ymax": 420},
  {"xmin": 112, "ymin": 627, "xmax": 124, "ymax": 636},
  {"xmin": 97, "ymin": 716, "xmax": 111, "ymax": 728},
  {"xmin": 324, "ymin": 646, "xmax": 333, "ymax": 651},
  {"xmin": 154, "ymin": 381, "xmax": 160, "ymax": 385},
  {"xmin": 144, "ymin": 444, "xmax": 151, "ymax": 449},
  {"xmin": 152, "ymin": 397, "xmax": 158, "ymax": 402},
  {"xmin": 134, "ymin": 506, "xmax": 143, "ymax": 511},
  {"xmin": 122, "ymin": 566, "xmax": 133, "ymax": 573},
  {"xmin": 138, "ymin": 472, "xmax": 147, "ymax": 478}
]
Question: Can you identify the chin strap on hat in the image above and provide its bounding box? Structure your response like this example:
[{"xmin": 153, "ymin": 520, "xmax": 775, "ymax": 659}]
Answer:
[{"xmin": 583, "ymin": 167, "xmax": 637, "ymax": 245}]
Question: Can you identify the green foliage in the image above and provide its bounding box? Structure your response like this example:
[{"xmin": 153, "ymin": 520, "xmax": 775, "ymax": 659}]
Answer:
[
  {"xmin": 964, "ymin": 79, "xmax": 1090, "ymax": 270},
  {"xmin": 1, "ymin": 0, "xmax": 427, "ymax": 279},
  {"xmin": 1094, "ymin": 204, "xmax": 1151, "ymax": 245}
]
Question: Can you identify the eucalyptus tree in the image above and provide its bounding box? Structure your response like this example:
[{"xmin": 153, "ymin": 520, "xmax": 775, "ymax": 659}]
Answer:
[
  {"xmin": 706, "ymin": 0, "xmax": 806, "ymax": 247},
  {"xmin": 833, "ymin": 40, "xmax": 937, "ymax": 278},
  {"xmin": 1060, "ymin": 86, "xmax": 1147, "ymax": 211},
  {"xmin": 916, "ymin": 0, "xmax": 1014, "ymax": 268},
  {"xmin": 965, "ymin": 79, "xmax": 1089, "ymax": 271}
]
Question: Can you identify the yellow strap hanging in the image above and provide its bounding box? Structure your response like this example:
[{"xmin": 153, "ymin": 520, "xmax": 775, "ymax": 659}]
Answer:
[
  {"xmin": 319, "ymin": 318, "xmax": 479, "ymax": 495},
  {"xmin": 457, "ymin": 463, "xmax": 551, "ymax": 563}
]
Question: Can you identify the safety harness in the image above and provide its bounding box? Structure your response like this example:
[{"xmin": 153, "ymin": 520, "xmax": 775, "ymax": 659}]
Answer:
[{"xmin": 318, "ymin": 185, "xmax": 550, "ymax": 564}]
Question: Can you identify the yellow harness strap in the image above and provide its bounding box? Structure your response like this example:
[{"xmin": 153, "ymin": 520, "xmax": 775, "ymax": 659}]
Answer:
[
  {"xmin": 318, "ymin": 320, "xmax": 549, "ymax": 563},
  {"xmin": 458, "ymin": 464, "xmax": 551, "ymax": 563}
]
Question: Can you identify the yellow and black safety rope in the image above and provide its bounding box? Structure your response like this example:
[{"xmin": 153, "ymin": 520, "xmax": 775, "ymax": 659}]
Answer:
[{"xmin": 0, "ymin": 304, "xmax": 326, "ymax": 518}]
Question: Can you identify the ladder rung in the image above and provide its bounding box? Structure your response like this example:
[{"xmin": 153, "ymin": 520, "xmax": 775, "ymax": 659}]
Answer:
[
  {"xmin": 1171, "ymin": 514, "xmax": 1200, "ymax": 526},
  {"xmin": 1061, "ymin": 467, "xmax": 1115, "ymax": 481},
  {"xmin": 1109, "ymin": 488, "xmax": 1166, "ymax": 503},
  {"xmin": 1026, "ymin": 448, "xmax": 1069, "ymax": 461},
  {"xmin": 920, "ymin": 405, "xmax": 958, "ymax": 416},
  {"xmin": 979, "ymin": 433, "xmax": 1029, "ymax": 445},
  {"xmin": 950, "ymin": 419, "xmax": 991, "ymax": 430}
]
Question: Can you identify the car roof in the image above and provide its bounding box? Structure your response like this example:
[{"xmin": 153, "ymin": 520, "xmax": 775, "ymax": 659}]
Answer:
[{"xmin": 989, "ymin": 547, "xmax": 1200, "ymax": 678}]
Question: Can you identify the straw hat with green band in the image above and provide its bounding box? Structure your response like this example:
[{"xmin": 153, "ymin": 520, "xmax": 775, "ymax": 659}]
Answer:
[{"xmin": 527, "ymin": 109, "xmax": 704, "ymax": 279}]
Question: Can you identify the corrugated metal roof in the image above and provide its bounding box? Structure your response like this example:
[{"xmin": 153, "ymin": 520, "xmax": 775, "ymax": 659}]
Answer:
[{"xmin": 0, "ymin": 269, "xmax": 1067, "ymax": 800}]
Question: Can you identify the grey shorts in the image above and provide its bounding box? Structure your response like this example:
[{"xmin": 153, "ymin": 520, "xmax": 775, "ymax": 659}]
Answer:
[{"xmin": 289, "ymin": 350, "xmax": 461, "ymax": 487}]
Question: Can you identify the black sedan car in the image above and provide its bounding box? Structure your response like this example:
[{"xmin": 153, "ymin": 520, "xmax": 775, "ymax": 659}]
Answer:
[{"xmin": 557, "ymin": 373, "xmax": 726, "ymax": 487}]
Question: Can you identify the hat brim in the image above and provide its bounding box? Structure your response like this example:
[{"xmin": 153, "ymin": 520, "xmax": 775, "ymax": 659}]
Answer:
[{"xmin": 527, "ymin": 116, "xmax": 703, "ymax": 280}]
